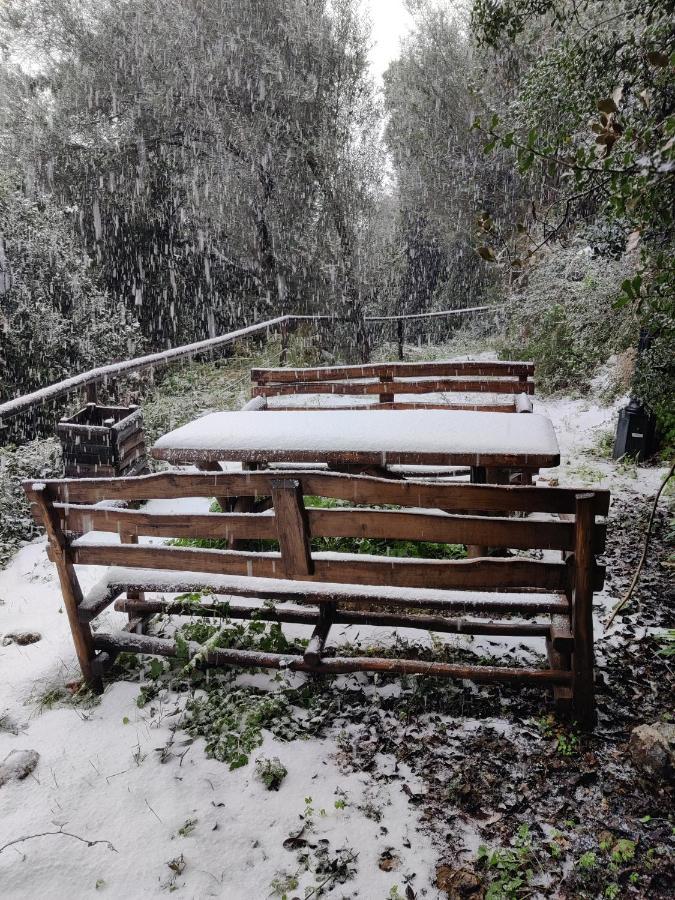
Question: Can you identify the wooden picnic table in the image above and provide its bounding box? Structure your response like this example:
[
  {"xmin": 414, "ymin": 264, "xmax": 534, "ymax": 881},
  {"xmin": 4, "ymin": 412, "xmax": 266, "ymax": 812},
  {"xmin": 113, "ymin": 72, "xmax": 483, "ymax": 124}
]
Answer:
[{"xmin": 151, "ymin": 408, "xmax": 560, "ymax": 478}]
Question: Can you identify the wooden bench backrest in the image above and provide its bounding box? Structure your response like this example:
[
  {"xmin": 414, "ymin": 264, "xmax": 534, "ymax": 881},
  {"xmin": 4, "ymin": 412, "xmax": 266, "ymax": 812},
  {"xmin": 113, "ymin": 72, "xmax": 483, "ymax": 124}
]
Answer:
[
  {"xmin": 250, "ymin": 360, "xmax": 535, "ymax": 411},
  {"xmin": 26, "ymin": 470, "xmax": 607, "ymax": 598}
]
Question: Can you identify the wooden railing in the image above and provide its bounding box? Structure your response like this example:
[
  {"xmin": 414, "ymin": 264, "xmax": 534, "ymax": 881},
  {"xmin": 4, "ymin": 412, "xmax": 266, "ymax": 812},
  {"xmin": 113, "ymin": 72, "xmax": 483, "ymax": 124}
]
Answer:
[{"xmin": 0, "ymin": 306, "xmax": 497, "ymax": 439}]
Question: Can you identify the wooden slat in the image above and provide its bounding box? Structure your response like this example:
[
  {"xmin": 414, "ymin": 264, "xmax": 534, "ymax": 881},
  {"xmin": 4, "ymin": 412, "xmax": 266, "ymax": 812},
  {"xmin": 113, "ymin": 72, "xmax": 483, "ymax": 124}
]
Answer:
[
  {"xmin": 93, "ymin": 630, "xmax": 571, "ymax": 685},
  {"xmin": 268, "ymin": 402, "xmax": 518, "ymax": 412},
  {"xmin": 29, "ymin": 471, "xmax": 611, "ymax": 515},
  {"xmin": 153, "ymin": 446, "xmax": 558, "ymax": 469},
  {"xmin": 253, "ymin": 379, "xmax": 535, "ymax": 398},
  {"xmin": 307, "ymin": 508, "xmax": 606, "ymax": 553},
  {"xmin": 55, "ymin": 503, "xmax": 606, "ymax": 553},
  {"xmin": 68, "ymin": 542, "xmax": 571, "ymax": 592},
  {"xmin": 58, "ymin": 504, "xmax": 278, "ymax": 541},
  {"xmin": 103, "ymin": 576, "xmax": 570, "ymax": 614},
  {"xmin": 252, "ymin": 361, "xmax": 535, "ymax": 383}
]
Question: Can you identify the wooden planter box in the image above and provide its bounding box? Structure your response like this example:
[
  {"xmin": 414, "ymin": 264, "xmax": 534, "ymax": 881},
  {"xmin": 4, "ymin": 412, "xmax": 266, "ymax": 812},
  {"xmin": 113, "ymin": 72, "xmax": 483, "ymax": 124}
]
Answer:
[{"xmin": 57, "ymin": 404, "xmax": 147, "ymax": 478}]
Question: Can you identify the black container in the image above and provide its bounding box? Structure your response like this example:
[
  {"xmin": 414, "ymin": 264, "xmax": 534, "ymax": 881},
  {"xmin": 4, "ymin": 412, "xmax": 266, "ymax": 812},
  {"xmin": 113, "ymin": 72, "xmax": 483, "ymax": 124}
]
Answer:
[
  {"xmin": 612, "ymin": 398, "xmax": 656, "ymax": 462},
  {"xmin": 58, "ymin": 403, "xmax": 147, "ymax": 477}
]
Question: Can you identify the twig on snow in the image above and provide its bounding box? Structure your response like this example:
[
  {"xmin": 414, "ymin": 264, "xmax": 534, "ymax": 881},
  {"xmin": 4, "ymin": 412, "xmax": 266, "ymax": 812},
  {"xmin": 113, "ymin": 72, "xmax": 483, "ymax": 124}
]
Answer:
[
  {"xmin": 605, "ymin": 459, "xmax": 675, "ymax": 630},
  {"xmin": 0, "ymin": 828, "xmax": 117, "ymax": 856}
]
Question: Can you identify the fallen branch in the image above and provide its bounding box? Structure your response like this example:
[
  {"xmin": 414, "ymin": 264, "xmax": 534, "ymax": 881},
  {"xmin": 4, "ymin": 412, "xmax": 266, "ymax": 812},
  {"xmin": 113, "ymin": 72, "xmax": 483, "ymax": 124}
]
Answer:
[
  {"xmin": 0, "ymin": 828, "xmax": 117, "ymax": 856},
  {"xmin": 605, "ymin": 459, "xmax": 675, "ymax": 630}
]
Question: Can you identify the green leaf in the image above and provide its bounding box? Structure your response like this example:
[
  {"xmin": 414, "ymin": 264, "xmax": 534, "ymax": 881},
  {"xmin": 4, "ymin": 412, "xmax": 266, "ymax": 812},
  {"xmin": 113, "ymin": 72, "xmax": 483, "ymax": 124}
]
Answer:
[
  {"xmin": 620, "ymin": 278, "xmax": 635, "ymax": 299},
  {"xmin": 471, "ymin": 117, "xmax": 482, "ymax": 130},
  {"xmin": 483, "ymin": 140, "xmax": 496, "ymax": 154},
  {"xmin": 647, "ymin": 50, "xmax": 669, "ymax": 67},
  {"xmin": 597, "ymin": 98, "xmax": 618, "ymax": 114},
  {"xmin": 476, "ymin": 246, "xmax": 496, "ymax": 261},
  {"xmin": 527, "ymin": 128, "xmax": 537, "ymax": 148},
  {"xmin": 502, "ymin": 132, "xmax": 514, "ymax": 148}
]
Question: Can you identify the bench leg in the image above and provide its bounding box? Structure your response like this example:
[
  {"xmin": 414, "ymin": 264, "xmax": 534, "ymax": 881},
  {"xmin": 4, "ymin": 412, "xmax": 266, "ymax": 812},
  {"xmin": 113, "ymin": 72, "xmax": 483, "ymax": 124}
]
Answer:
[
  {"xmin": 571, "ymin": 494, "xmax": 597, "ymax": 729},
  {"xmin": 546, "ymin": 614, "xmax": 573, "ymax": 713}
]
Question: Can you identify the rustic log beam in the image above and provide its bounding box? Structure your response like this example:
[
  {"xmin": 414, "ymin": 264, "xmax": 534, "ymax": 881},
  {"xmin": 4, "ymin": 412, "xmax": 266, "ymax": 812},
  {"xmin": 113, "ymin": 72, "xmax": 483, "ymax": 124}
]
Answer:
[{"xmin": 93, "ymin": 630, "xmax": 573, "ymax": 685}]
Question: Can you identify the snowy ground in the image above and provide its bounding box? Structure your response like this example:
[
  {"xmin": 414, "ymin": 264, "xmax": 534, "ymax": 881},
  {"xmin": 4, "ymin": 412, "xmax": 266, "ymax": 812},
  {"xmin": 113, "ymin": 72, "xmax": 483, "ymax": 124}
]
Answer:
[{"xmin": 0, "ymin": 368, "xmax": 671, "ymax": 899}]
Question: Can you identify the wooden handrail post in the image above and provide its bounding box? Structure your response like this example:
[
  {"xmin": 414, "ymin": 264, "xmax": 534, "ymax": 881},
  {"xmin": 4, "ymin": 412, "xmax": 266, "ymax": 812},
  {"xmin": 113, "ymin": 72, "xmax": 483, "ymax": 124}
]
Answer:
[
  {"xmin": 397, "ymin": 318, "xmax": 404, "ymax": 360},
  {"xmin": 85, "ymin": 381, "xmax": 98, "ymax": 404},
  {"xmin": 572, "ymin": 492, "xmax": 597, "ymax": 728},
  {"xmin": 280, "ymin": 321, "xmax": 289, "ymax": 366}
]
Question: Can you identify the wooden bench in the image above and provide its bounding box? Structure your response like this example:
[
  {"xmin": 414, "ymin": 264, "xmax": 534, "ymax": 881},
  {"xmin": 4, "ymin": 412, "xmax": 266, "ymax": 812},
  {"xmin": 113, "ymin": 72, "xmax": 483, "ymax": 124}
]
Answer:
[
  {"xmin": 250, "ymin": 360, "xmax": 535, "ymax": 412},
  {"xmin": 24, "ymin": 470, "xmax": 608, "ymax": 727}
]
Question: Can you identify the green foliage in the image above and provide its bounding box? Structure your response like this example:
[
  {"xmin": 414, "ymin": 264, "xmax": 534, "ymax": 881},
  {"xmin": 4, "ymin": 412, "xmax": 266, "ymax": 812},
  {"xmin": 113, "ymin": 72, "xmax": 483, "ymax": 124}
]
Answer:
[
  {"xmin": 472, "ymin": 0, "xmax": 675, "ymax": 441},
  {"xmin": 657, "ymin": 629, "xmax": 675, "ymax": 657},
  {"xmin": 0, "ymin": 438, "xmax": 62, "ymax": 568},
  {"xmin": 477, "ymin": 824, "xmax": 535, "ymax": 899},
  {"xmin": 0, "ymin": 176, "xmax": 140, "ymax": 403},
  {"xmin": 185, "ymin": 687, "xmax": 305, "ymax": 770},
  {"xmin": 496, "ymin": 246, "xmax": 636, "ymax": 394},
  {"xmin": 254, "ymin": 756, "xmax": 288, "ymax": 791}
]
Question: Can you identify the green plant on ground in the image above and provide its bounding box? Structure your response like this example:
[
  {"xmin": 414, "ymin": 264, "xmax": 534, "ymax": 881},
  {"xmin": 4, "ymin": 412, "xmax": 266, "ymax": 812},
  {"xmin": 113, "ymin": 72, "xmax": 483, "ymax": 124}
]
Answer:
[
  {"xmin": 477, "ymin": 824, "xmax": 536, "ymax": 899},
  {"xmin": 254, "ymin": 756, "xmax": 288, "ymax": 791}
]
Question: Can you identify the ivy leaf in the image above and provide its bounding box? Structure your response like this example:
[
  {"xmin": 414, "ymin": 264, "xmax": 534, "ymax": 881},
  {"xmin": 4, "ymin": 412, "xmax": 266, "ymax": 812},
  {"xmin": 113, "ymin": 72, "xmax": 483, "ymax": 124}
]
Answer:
[
  {"xmin": 647, "ymin": 50, "xmax": 669, "ymax": 67},
  {"xmin": 483, "ymin": 140, "xmax": 496, "ymax": 154},
  {"xmin": 597, "ymin": 98, "xmax": 618, "ymax": 114},
  {"xmin": 620, "ymin": 278, "xmax": 635, "ymax": 299},
  {"xmin": 476, "ymin": 246, "xmax": 496, "ymax": 261}
]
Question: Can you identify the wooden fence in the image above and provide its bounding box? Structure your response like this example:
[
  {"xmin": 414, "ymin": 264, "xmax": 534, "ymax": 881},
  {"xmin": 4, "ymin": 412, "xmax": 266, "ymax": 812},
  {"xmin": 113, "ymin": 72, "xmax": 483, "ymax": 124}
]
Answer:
[{"xmin": 0, "ymin": 306, "xmax": 496, "ymax": 442}]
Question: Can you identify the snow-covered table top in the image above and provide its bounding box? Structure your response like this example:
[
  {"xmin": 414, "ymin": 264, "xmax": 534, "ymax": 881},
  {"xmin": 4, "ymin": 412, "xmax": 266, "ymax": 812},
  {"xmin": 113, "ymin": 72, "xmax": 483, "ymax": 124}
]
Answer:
[{"xmin": 152, "ymin": 409, "xmax": 560, "ymax": 468}]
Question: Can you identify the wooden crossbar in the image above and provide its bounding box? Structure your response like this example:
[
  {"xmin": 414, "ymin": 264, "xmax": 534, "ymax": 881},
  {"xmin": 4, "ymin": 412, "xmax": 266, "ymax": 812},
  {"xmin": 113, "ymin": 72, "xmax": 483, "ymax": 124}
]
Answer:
[
  {"xmin": 53, "ymin": 503, "xmax": 606, "ymax": 553},
  {"xmin": 26, "ymin": 470, "xmax": 610, "ymax": 515}
]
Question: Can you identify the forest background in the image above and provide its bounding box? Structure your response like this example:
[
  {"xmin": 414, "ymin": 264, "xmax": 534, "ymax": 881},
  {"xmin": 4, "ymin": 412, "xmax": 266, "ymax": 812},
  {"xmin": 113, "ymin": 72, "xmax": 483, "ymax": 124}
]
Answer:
[{"xmin": 0, "ymin": 0, "xmax": 672, "ymax": 445}]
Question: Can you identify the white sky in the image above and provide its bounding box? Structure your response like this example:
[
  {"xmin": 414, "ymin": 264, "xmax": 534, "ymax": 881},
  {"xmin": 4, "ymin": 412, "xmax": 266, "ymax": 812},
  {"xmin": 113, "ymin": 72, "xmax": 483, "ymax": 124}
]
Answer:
[{"xmin": 365, "ymin": 0, "xmax": 414, "ymax": 83}]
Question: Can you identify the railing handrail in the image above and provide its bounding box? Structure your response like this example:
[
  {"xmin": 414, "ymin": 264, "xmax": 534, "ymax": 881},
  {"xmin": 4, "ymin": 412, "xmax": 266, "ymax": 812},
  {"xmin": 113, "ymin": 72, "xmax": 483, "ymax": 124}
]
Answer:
[
  {"xmin": 0, "ymin": 305, "xmax": 498, "ymax": 427},
  {"xmin": 0, "ymin": 315, "xmax": 291, "ymax": 425},
  {"xmin": 365, "ymin": 305, "xmax": 494, "ymax": 322}
]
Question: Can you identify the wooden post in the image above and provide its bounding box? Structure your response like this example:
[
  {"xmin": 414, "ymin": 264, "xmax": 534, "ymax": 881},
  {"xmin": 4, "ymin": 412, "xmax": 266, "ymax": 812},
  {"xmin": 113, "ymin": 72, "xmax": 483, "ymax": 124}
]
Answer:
[
  {"xmin": 85, "ymin": 381, "xmax": 98, "ymax": 404},
  {"xmin": 572, "ymin": 493, "xmax": 596, "ymax": 728},
  {"xmin": 271, "ymin": 479, "xmax": 333, "ymax": 667},
  {"xmin": 120, "ymin": 531, "xmax": 146, "ymax": 633},
  {"xmin": 31, "ymin": 486, "xmax": 102, "ymax": 692},
  {"xmin": 546, "ymin": 613, "xmax": 573, "ymax": 710},
  {"xmin": 271, "ymin": 479, "xmax": 313, "ymax": 577},
  {"xmin": 304, "ymin": 601, "xmax": 336, "ymax": 666},
  {"xmin": 280, "ymin": 321, "xmax": 289, "ymax": 366},
  {"xmin": 378, "ymin": 375, "xmax": 394, "ymax": 405},
  {"xmin": 397, "ymin": 319, "xmax": 405, "ymax": 361}
]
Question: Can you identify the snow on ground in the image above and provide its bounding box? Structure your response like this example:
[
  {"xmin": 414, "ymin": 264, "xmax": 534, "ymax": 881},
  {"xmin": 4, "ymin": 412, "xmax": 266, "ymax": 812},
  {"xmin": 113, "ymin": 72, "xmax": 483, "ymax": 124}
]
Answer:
[
  {"xmin": 1, "ymin": 370, "xmax": 670, "ymax": 899},
  {"xmin": 0, "ymin": 540, "xmax": 439, "ymax": 898}
]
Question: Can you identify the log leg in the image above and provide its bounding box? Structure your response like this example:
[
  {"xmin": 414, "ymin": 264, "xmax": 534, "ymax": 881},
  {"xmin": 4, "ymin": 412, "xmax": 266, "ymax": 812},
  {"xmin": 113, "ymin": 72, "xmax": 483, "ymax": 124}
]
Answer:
[
  {"xmin": 32, "ymin": 486, "xmax": 103, "ymax": 692},
  {"xmin": 304, "ymin": 601, "xmax": 335, "ymax": 667},
  {"xmin": 571, "ymin": 493, "xmax": 597, "ymax": 729},
  {"xmin": 546, "ymin": 613, "xmax": 573, "ymax": 712}
]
